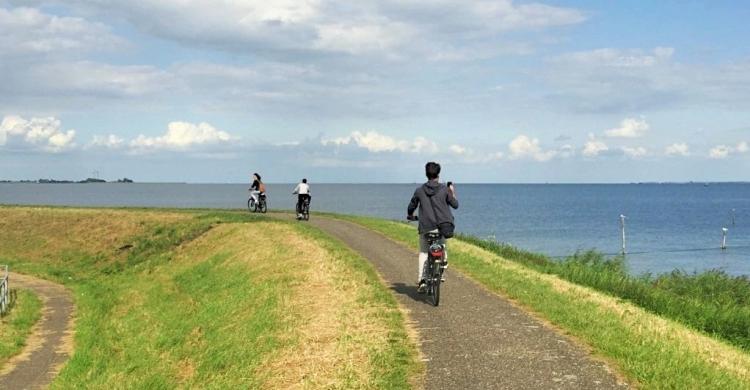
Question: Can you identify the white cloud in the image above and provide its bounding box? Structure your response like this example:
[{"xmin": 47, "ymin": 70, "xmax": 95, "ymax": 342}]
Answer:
[
  {"xmin": 0, "ymin": 6, "xmax": 123, "ymax": 56},
  {"xmin": 30, "ymin": 61, "xmax": 176, "ymax": 97},
  {"xmin": 449, "ymin": 144, "xmax": 467, "ymax": 155},
  {"xmin": 324, "ymin": 131, "xmax": 438, "ymax": 154},
  {"xmin": 444, "ymin": 144, "xmax": 504, "ymax": 164},
  {"xmin": 1, "ymin": 61, "xmax": 178, "ymax": 107},
  {"xmin": 709, "ymin": 141, "xmax": 749, "ymax": 159},
  {"xmin": 411, "ymin": 136, "xmax": 439, "ymax": 154},
  {"xmin": 665, "ymin": 143, "xmax": 690, "ymax": 157},
  {"xmin": 465, "ymin": 0, "xmax": 586, "ymax": 30},
  {"xmin": 544, "ymin": 47, "xmax": 750, "ymax": 113},
  {"xmin": 553, "ymin": 47, "xmax": 674, "ymax": 68},
  {"xmin": 605, "ymin": 117, "xmax": 649, "ymax": 138},
  {"xmin": 313, "ymin": 22, "xmax": 415, "ymax": 54},
  {"xmin": 709, "ymin": 145, "xmax": 731, "ymax": 159},
  {"xmin": 28, "ymin": 0, "xmax": 584, "ymax": 59},
  {"xmin": 88, "ymin": 134, "xmax": 124, "ymax": 149},
  {"xmin": 508, "ymin": 134, "xmax": 557, "ymax": 162},
  {"xmin": 622, "ymin": 146, "xmax": 647, "ymax": 158},
  {"xmin": 582, "ymin": 134, "xmax": 608, "ymax": 157},
  {"xmin": 130, "ymin": 121, "xmax": 235, "ymax": 152},
  {"xmin": 0, "ymin": 115, "xmax": 76, "ymax": 152}
]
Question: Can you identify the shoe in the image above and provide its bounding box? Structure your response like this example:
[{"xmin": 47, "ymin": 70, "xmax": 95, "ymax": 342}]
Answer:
[{"xmin": 417, "ymin": 281, "xmax": 427, "ymax": 294}]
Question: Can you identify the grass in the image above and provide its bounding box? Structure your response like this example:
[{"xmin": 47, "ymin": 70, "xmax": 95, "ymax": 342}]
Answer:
[
  {"xmin": 460, "ymin": 235, "xmax": 750, "ymax": 352},
  {"xmin": 0, "ymin": 289, "xmax": 43, "ymax": 368},
  {"xmin": 335, "ymin": 213, "xmax": 750, "ymax": 389},
  {"xmin": 0, "ymin": 207, "xmax": 420, "ymax": 388}
]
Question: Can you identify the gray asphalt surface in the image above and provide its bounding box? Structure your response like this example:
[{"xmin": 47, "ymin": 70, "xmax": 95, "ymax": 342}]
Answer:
[
  {"xmin": 0, "ymin": 272, "xmax": 74, "ymax": 390},
  {"xmin": 299, "ymin": 215, "xmax": 629, "ymax": 389}
]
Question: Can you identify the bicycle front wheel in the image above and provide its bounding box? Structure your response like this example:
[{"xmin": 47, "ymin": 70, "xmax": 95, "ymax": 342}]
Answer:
[
  {"xmin": 247, "ymin": 198, "xmax": 255, "ymax": 212},
  {"xmin": 430, "ymin": 275, "xmax": 440, "ymax": 306},
  {"xmin": 428, "ymin": 261, "xmax": 440, "ymax": 306}
]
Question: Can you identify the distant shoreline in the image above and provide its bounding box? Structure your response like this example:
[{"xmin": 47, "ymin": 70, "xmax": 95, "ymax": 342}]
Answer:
[{"xmin": 1, "ymin": 178, "xmax": 134, "ymax": 184}]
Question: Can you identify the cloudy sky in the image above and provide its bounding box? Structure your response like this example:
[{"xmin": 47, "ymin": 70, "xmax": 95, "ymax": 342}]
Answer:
[{"xmin": 1, "ymin": 0, "xmax": 748, "ymax": 183}]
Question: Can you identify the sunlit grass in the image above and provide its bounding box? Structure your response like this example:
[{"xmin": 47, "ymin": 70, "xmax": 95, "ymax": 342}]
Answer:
[{"xmin": 0, "ymin": 207, "xmax": 420, "ymax": 388}]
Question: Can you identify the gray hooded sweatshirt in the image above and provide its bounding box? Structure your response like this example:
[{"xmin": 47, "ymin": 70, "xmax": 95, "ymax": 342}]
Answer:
[{"xmin": 407, "ymin": 180, "xmax": 459, "ymax": 234}]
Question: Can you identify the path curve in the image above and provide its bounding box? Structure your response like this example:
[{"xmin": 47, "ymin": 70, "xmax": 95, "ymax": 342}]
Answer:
[
  {"xmin": 0, "ymin": 272, "xmax": 75, "ymax": 390},
  {"xmin": 298, "ymin": 216, "xmax": 629, "ymax": 389}
]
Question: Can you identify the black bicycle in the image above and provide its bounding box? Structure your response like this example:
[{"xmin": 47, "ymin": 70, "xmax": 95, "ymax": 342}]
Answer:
[
  {"xmin": 247, "ymin": 193, "xmax": 268, "ymax": 213},
  {"xmin": 423, "ymin": 231, "xmax": 446, "ymax": 306},
  {"xmin": 296, "ymin": 195, "xmax": 310, "ymax": 221},
  {"xmin": 408, "ymin": 216, "xmax": 447, "ymax": 306}
]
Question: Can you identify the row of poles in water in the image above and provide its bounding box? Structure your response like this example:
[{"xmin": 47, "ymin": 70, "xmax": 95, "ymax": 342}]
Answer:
[{"xmin": 619, "ymin": 209, "xmax": 737, "ymax": 255}]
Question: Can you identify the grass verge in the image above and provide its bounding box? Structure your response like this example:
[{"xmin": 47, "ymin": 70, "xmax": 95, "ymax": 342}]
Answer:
[
  {"xmin": 334, "ymin": 213, "xmax": 750, "ymax": 389},
  {"xmin": 0, "ymin": 207, "xmax": 420, "ymax": 388},
  {"xmin": 0, "ymin": 289, "xmax": 43, "ymax": 368}
]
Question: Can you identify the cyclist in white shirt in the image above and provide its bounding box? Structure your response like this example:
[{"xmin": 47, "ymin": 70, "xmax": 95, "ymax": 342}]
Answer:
[{"xmin": 292, "ymin": 178, "xmax": 311, "ymax": 218}]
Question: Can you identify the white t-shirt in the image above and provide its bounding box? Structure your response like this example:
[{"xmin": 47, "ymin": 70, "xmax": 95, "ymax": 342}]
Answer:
[{"xmin": 294, "ymin": 183, "xmax": 310, "ymax": 195}]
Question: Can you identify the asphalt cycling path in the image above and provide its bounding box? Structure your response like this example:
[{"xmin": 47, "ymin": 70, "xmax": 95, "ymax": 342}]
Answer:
[
  {"xmin": 0, "ymin": 272, "xmax": 75, "ymax": 390},
  {"xmin": 294, "ymin": 215, "xmax": 629, "ymax": 389}
]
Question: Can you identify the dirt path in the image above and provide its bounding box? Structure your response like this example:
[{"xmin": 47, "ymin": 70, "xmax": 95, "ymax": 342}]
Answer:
[
  {"xmin": 298, "ymin": 216, "xmax": 628, "ymax": 389},
  {"xmin": 0, "ymin": 272, "xmax": 75, "ymax": 390}
]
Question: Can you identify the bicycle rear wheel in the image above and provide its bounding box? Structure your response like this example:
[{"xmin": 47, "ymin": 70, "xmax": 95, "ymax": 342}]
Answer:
[{"xmin": 259, "ymin": 199, "xmax": 268, "ymax": 213}]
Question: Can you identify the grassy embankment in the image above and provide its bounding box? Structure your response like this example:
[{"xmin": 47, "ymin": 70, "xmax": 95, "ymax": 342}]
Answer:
[
  {"xmin": 0, "ymin": 289, "xmax": 43, "ymax": 367},
  {"xmin": 0, "ymin": 207, "xmax": 421, "ymax": 388},
  {"xmin": 336, "ymin": 214, "xmax": 750, "ymax": 389}
]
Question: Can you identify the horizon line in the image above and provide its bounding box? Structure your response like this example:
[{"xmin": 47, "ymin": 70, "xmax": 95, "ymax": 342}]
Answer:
[{"xmin": 3, "ymin": 180, "xmax": 749, "ymax": 185}]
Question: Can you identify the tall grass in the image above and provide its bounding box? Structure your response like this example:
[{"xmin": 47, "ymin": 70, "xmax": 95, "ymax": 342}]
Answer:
[{"xmin": 458, "ymin": 234, "xmax": 750, "ymax": 351}]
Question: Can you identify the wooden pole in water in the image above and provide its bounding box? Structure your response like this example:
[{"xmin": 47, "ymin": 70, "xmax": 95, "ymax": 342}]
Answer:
[
  {"xmin": 620, "ymin": 214, "xmax": 627, "ymax": 255},
  {"xmin": 721, "ymin": 227, "xmax": 728, "ymax": 250}
]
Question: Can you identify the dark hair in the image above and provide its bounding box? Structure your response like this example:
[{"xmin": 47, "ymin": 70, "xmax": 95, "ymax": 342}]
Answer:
[
  {"xmin": 253, "ymin": 173, "xmax": 261, "ymax": 182},
  {"xmin": 302, "ymin": 178, "xmax": 307, "ymax": 184},
  {"xmin": 425, "ymin": 162, "xmax": 440, "ymax": 180}
]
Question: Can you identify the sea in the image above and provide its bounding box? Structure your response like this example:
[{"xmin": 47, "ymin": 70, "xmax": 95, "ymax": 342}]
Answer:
[{"xmin": 1, "ymin": 182, "xmax": 748, "ymax": 276}]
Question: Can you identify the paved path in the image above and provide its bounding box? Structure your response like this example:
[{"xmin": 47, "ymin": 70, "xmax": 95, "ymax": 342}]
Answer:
[
  {"xmin": 302, "ymin": 216, "xmax": 628, "ymax": 389},
  {"xmin": 0, "ymin": 272, "xmax": 75, "ymax": 390}
]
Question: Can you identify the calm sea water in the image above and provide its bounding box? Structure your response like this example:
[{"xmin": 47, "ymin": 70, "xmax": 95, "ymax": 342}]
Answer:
[{"xmin": 1, "ymin": 183, "xmax": 748, "ymax": 276}]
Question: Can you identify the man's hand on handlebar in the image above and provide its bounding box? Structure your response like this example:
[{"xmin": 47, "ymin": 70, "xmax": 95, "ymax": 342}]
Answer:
[{"xmin": 407, "ymin": 215, "xmax": 418, "ymax": 221}]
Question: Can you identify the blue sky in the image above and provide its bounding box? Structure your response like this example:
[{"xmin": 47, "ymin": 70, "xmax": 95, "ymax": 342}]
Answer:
[{"xmin": 0, "ymin": 0, "xmax": 748, "ymax": 183}]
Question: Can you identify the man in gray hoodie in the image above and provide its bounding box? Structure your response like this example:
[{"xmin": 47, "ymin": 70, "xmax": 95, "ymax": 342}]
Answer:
[{"xmin": 407, "ymin": 162, "xmax": 459, "ymax": 292}]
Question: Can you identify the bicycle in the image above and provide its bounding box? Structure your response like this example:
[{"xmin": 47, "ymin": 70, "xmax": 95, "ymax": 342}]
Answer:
[
  {"xmin": 408, "ymin": 216, "xmax": 447, "ymax": 306},
  {"xmin": 247, "ymin": 192, "xmax": 268, "ymax": 213},
  {"xmin": 296, "ymin": 195, "xmax": 310, "ymax": 221}
]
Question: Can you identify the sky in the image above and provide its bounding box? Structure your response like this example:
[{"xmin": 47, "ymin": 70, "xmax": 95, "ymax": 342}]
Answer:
[{"xmin": 0, "ymin": 0, "xmax": 749, "ymax": 183}]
